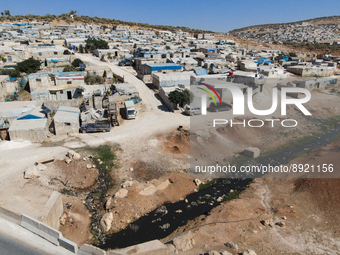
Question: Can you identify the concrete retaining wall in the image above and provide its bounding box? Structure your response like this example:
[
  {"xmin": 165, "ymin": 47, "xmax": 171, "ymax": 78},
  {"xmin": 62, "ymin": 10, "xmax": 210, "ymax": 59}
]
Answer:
[
  {"xmin": 79, "ymin": 244, "xmax": 107, "ymax": 255},
  {"xmin": 0, "ymin": 193, "xmax": 77, "ymax": 254},
  {"xmin": 20, "ymin": 214, "xmax": 77, "ymax": 252},
  {"xmin": 0, "ymin": 206, "xmax": 21, "ymax": 224},
  {"xmin": 42, "ymin": 191, "xmax": 63, "ymax": 230}
]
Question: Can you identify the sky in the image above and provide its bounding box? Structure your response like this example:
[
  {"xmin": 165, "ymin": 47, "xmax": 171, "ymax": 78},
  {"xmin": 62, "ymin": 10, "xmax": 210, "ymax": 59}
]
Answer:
[{"xmin": 1, "ymin": 0, "xmax": 340, "ymax": 32}]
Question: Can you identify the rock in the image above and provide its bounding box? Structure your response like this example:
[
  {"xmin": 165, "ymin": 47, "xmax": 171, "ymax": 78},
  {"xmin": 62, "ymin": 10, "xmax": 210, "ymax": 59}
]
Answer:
[
  {"xmin": 73, "ymin": 153, "xmax": 81, "ymax": 160},
  {"xmin": 275, "ymin": 221, "xmax": 285, "ymax": 227},
  {"xmin": 230, "ymin": 189, "xmax": 234, "ymax": 193},
  {"xmin": 100, "ymin": 212, "xmax": 113, "ymax": 232},
  {"xmin": 139, "ymin": 185, "xmax": 157, "ymax": 196},
  {"xmin": 217, "ymin": 197, "xmax": 223, "ymax": 202},
  {"xmin": 121, "ymin": 180, "xmax": 135, "ymax": 188},
  {"xmin": 114, "ymin": 189, "xmax": 128, "ymax": 198},
  {"xmin": 160, "ymin": 223, "xmax": 170, "ymax": 230},
  {"xmin": 67, "ymin": 150, "xmax": 76, "ymax": 158},
  {"xmin": 83, "ymin": 157, "xmax": 87, "ymax": 161},
  {"xmin": 92, "ymin": 165, "xmax": 96, "ymax": 168},
  {"xmin": 24, "ymin": 166, "xmax": 40, "ymax": 179},
  {"xmin": 156, "ymin": 180, "xmax": 170, "ymax": 190},
  {"xmin": 105, "ymin": 197, "xmax": 113, "ymax": 210},
  {"xmin": 222, "ymin": 251, "xmax": 233, "ymax": 255},
  {"xmin": 204, "ymin": 194, "xmax": 211, "ymax": 199},
  {"xmin": 225, "ymin": 241, "xmax": 238, "ymax": 250},
  {"xmin": 60, "ymin": 213, "xmax": 67, "ymax": 225},
  {"xmin": 176, "ymin": 210, "xmax": 182, "ymax": 213},
  {"xmin": 282, "ymin": 216, "xmax": 287, "ymax": 220},
  {"xmin": 173, "ymin": 231, "xmax": 195, "ymax": 251},
  {"xmin": 243, "ymin": 147, "xmax": 260, "ymax": 158},
  {"xmin": 65, "ymin": 158, "xmax": 72, "ymax": 164},
  {"xmin": 185, "ymin": 199, "xmax": 188, "ymax": 203},
  {"xmin": 35, "ymin": 163, "xmax": 47, "ymax": 171},
  {"xmin": 208, "ymin": 251, "xmax": 220, "ymax": 255},
  {"xmin": 243, "ymin": 250, "xmax": 257, "ymax": 255},
  {"xmin": 86, "ymin": 164, "xmax": 92, "ymax": 169},
  {"xmin": 260, "ymin": 220, "xmax": 269, "ymax": 226},
  {"xmin": 194, "ymin": 179, "xmax": 202, "ymax": 186},
  {"xmin": 129, "ymin": 167, "xmax": 134, "ymax": 171},
  {"xmin": 166, "ymin": 244, "xmax": 177, "ymax": 254},
  {"xmin": 155, "ymin": 206, "xmax": 168, "ymax": 215}
]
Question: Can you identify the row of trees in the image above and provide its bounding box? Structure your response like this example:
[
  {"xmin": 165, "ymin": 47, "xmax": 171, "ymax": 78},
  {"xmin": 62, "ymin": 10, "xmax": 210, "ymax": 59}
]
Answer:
[
  {"xmin": 281, "ymin": 41, "xmax": 340, "ymax": 52},
  {"xmin": 0, "ymin": 10, "xmax": 213, "ymax": 34}
]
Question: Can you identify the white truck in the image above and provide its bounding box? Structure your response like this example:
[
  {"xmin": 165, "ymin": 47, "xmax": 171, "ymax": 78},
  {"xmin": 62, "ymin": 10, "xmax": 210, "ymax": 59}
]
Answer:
[{"xmin": 124, "ymin": 100, "xmax": 136, "ymax": 119}]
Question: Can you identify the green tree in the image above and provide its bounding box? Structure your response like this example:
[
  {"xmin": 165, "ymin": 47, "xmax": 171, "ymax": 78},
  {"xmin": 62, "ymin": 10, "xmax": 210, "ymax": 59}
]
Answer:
[
  {"xmin": 85, "ymin": 38, "xmax": 109, "ymax": 53},
  {"xmin": 4, "ymin": 10, "xmax": 10, "ymax": 16},
  {"xmin": 16, "ymin": 57, "xmax": 41, "ymax": 74},
  {"xmin": 63, "ymin": 65, "xmax": 78, "ymax": 72},
  {"xmin": 168, "ymin": 89, "xmax": 190, "ymax": 107},
  {"xmin": 79, "ymin": 44, "xmax": 84, "ymax": 53},
  {"xmin": 71, "ymin": 58, "xmax": 83, "ymax": 68},
  {"xmin": 84, "ymin": 73, "xmax": 103, "ymax": 85}
]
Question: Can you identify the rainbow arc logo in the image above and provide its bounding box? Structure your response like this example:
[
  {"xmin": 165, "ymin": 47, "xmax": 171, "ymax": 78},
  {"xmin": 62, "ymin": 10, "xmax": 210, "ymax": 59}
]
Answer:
[{"xmin": 197, "ymin": 82, "xmax": 222, "ymax": 106}]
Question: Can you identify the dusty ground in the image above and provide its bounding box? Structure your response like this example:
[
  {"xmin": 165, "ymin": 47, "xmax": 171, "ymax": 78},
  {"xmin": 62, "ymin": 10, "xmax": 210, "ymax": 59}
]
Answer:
[
  {"xmin": 59, "ymin": 196, "xmax": 92, "ymax": 246},
  {"xmin": 152, "ymin": 140, "xmax": 340, "ymax": 255}
]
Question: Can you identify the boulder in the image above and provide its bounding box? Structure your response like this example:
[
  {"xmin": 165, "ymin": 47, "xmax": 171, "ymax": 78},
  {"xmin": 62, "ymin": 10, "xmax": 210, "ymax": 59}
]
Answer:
[
  {"xmin": 222, "ymin": 251, "xmax": 233, "ymax": 255},
  {"xmin": 275, "ymin": 221, "xmax": 285, "ymax": 227},
  {"xmin": 73, "ymin": 153, "xmax": 81, "ymax": 160},
  {"xmin": 260, "ymin": 219, "xmax": 269, "ymax": 226},
  {"xmin": 65, "ymin": 158, "xmax": 72, "ymax": 164},
  {"xmin": 156, "ymin": 180, "xmax": 170, "ymax": 190},
  {"xmin": 67, "ymin": 150, "xmax": 76, "ymax": 158},
  {"xmin": 225, "ymin": 241, "xmax": 238, "ymax": 250},
  {"xmin": 114, "ymin": 189, "xmax": 128, "ymax": 198},
  {"xmin": 60, "ymin": 213, "xmax": 67, "ymax": 226},
  {"xmin": 243, "ymin": 147, "xmax": 260, "ymax": 158},
  {"xmin": 209, "ymin": 251, "xmax": 220, "ymax": 255},
  {"xmin": 243, "ymin": 250, "xmax": 257, "ymax": 255},
  {"xmin": 100, "ymin": 212, "xmax": 113, "ymax": 232},
  {"xmin": 194, "ymin": 179, "xmax": 202, "ymax": 186},
  {"xmin": 86, "ymin": 164, "xmax": 92, "ymax": 169},
  {"xmin": 173, "ymin": 231, "xmax": 195, "ymax": 251},
  {"xmin": 24, "ymin": 166, "xmax": 40, "ymax": 179},
  {"xmin": 121, "ymin": 180, "xmax": 135, "ymax": 188},
  {"xmin": 105, "ymin": 197, "xmax": 113, "ymax": 210},
  {"xmin": 35, "ymin": 163, "xmax": 47, "ymax": 171},
  {"xmin": 139, "ymin": 185, "xmax": 157, "ymax": 196}
]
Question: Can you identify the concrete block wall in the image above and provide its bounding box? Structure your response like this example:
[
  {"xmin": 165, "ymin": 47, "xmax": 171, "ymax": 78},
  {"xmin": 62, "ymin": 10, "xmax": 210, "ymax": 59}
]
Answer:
[{"xmin": 42, "ymin": 191, "xmax": 63, "ymax": 229}]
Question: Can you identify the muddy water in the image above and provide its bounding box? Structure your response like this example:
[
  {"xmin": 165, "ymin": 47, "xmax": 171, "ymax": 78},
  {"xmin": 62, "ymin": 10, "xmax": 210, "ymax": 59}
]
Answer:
[
  {"xmin": 98, "ymin": 178, "xmax": 250, "ymax": 249},
  {"xmin": 97, "ymin": 123, "xmax": 340, "ymax": 250}
]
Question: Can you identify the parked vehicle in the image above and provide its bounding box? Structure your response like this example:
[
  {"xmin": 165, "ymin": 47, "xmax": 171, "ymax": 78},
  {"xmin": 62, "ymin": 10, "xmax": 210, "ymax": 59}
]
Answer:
[
  {"xmin": 184, "ymin": 105, "xmax": 201, "ymax": 116},
  {"xmin": 80, "ymin": 120, "xmax": 111, "ymax": 133},
  {"xmin": 125, "ymin": 100, "xmax": 136, "ymax": 119},
  {"xmin": 107, "ymin": 103, "xmax": 120, "ymax": 126},
  {"xmin": 207, "ymin": 102, "xmax": 232, "ymax": 112},
  {"xmin": 118, "ymin": 59, "xmax": 133, "ymax": 66}
]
